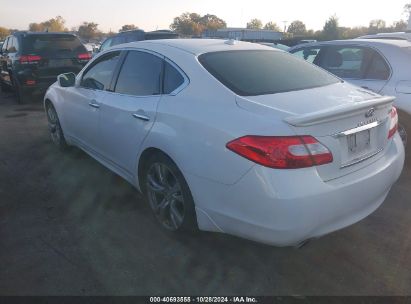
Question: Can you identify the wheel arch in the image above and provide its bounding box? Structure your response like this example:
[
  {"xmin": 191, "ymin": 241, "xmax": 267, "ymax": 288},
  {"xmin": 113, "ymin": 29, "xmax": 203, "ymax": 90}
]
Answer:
[{"xmin": 137, "ymin": 147, "xmax": 178, "ymax": 192}]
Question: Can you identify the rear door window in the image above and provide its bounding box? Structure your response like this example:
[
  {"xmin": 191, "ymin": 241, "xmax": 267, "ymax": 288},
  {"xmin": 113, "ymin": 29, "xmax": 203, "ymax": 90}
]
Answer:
[
  {"xmin": 365, "ymin": 51, "xmax": 390, "ymax": 80},
  {"xmin": 319, "ymin": 46, "xmax": 390, "ymax": 81},
  {"xmin": 319, "ymin": 46, "xmax": 367, "ymax": 79},
  {"xmin": 81, "ymin": 51, "xmax": 121, "ymax": 90},
  {"xmin": 7, "ymin": 37, "xmax": 17, "ymax": 53},
  {"xmin": 291, "ymin": 47, "xmax": 321, "ymax": 63},
  {"xmin": 100, "ymin": 38, "xmax": 113, "ymax": 52},
  {"xmin": 114, "ymin": 51, "xmax": 162, "ymax": 96},
  {"xmin": 22, "ymin": 34, "xmax": 86, "ymax": 56}
]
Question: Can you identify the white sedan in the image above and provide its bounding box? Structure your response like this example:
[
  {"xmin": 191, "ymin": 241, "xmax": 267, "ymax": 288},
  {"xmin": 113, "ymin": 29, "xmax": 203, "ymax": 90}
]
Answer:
[
  {"xmin": 289, "ymin": 39, "xmax": 411, "ymax": 148},
  {"xmin": 44, "ymin": 39, "xmax": 404, "ymax": 246}
]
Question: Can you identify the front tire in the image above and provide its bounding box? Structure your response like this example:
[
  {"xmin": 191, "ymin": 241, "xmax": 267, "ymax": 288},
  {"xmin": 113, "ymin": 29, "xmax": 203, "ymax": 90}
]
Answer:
[
  {"xmin": 142, "ymin": 153, "xmax": 198, "ymax": 233},
  {"xmin": 46, "ymin": 103, "xmax": 68, "ymax": 150}
]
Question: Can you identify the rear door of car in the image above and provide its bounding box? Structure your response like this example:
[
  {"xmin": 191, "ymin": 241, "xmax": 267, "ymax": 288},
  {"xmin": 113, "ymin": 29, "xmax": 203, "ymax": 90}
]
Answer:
[
  {"xmin": 97, "ymin": 49, "xmax": 164, "ymax": 176},
  {"xmin": 317, "ymin": 45, "xmax": 391, "ymax": 93}
]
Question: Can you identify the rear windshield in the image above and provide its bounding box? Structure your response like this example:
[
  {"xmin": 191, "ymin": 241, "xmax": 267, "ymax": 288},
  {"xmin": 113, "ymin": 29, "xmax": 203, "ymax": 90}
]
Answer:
[
  {"xmin": 198, "ymin": 50, "xmax": 340, "ymax": 96},
  {"xmin": 22, "ymin": 34, "xmax": 86, "ymax": 55}
]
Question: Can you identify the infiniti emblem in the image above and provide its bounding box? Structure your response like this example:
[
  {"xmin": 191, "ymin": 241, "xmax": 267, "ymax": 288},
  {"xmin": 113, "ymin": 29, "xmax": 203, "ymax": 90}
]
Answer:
[{"xmin": 365, "ymin": 108, "xmax": 375, "ymax": 118}]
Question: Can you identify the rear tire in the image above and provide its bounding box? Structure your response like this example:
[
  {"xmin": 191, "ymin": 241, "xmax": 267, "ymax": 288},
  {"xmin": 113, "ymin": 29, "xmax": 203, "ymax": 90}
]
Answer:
[
  {"xmin": 398, "ymin": 110, "xmax": 410, "ymax": 164},
  {"xmin": 0, "ymin": 80, "xmax": 10, "ymax": 92},
  {"xmin": 142, "ymin": 153, "xmax": 198, "ymax": 233},
  {"xmin": 398, "ymin": 111, "xmax": 410, "ymax": 146},
  {"xmin": 12, "ymin": 76, "xmax": 28, "ymax": 104}
]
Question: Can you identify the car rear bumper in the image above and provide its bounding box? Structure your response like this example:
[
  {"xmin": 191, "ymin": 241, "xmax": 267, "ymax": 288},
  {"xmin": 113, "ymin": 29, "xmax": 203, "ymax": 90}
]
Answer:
[{"xmin": 190, "ymin": 133, "xmax": 405, "ymax": 246}]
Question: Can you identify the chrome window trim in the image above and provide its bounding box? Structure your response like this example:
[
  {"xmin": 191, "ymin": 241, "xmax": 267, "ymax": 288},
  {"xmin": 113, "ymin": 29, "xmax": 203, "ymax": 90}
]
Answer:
[{"xmin": 107, "ymin": 47, "xmax": 190, "ymax": 98}]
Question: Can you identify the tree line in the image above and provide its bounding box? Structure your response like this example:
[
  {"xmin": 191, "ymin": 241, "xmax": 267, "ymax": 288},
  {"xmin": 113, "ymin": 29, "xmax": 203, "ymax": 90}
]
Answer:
[{"xmin": 0, "ymin": 5, "xmax": 410, "ymax": 42}]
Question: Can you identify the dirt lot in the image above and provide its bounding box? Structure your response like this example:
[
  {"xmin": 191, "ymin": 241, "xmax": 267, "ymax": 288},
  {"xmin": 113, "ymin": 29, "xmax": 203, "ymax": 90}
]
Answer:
[{"xmin": 0, "ymin": 90, "xmax": 410, "ymax": 296}]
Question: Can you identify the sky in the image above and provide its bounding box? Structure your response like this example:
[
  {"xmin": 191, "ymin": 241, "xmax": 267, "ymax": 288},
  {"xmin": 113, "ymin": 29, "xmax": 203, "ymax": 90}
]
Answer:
[{"xmin": 1, "ymin": 0, "xmax": 410, "ymax": 32}]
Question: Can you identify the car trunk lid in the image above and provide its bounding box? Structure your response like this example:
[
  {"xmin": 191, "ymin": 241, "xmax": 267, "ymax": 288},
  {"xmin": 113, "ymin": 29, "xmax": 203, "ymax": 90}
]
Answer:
[{"xmin": 236, "ymin": 82, "xmax": 395, "ymax": 181}]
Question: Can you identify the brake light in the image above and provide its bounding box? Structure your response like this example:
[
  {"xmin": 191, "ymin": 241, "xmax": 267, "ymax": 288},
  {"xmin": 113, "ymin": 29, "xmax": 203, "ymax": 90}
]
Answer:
[
  {"xmin": 226, "ymin": 135, "xmax": 333, "ymax": 169},
  {"xmin": 77, "ymin": 53, "xmax": 91, "ymax": 60},
  {"xmin": 388, "ymin": 107, "xmax": 398, "ymax": 139},
  {"xmin": 19, "ymin": 55, "xmax": 41, "ymax": 64}
]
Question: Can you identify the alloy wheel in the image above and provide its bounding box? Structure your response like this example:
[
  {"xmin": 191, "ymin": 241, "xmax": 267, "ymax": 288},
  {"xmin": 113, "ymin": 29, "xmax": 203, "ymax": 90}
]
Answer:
[
  {"xmin": 46, "ymin": 106, "xmax": 62, "ymax": 145},
  {"xmin": 146, "ymin": 162, "xmax": 185, "ymax": 231}
]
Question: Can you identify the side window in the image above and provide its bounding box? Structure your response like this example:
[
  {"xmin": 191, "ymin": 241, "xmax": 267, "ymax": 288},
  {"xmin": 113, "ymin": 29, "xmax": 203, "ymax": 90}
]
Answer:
[
  {"xmin": 365, "ymin": 51, "xmax": 390, "ymax": 80},
  {"xmin": 114, "ymin": 51, "xmax": 162, "ymax": 96},
  {"xmin": 81, "ymin": 51, "xmax": 120, "ymax": 90},
  {"xmin": 100, "ymin": 38, "xmax": 112, "ymax": 52},
  {"xmin": 163, "ymin": 61, "xmax": 184, "ymax": 94},
  {"xmin": 7, "ymin": 37, "xmax": 16, "ymax": 53},
  {"xmin": 291, "ymin": 47, "xmax": 321, "ymax": 63},
  {"xmin": 13, "ymin": 37, "xmax": 19, "ymax": 52},
  {"xmin": 1, "ymin": 37, "xmax": 9, "ymax": 53},
  {"xmin": 112, "ymin": 36, "xmax": 126, "ymax": 46},
  {"xmin": 320, "ymin": 46, "xmax": 365, "ymax": 79}
]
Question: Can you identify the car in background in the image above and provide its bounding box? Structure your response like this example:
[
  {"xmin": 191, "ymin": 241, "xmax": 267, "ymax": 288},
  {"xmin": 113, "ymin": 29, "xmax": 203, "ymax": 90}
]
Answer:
[
  {"xmin": 0, "ymin": 31, "xmax": 91, "ymax": 103},
  {"xmin": 98, "ymin": 29, "xmax": 178, "ymax": 53},
  {"xmin": 358, "ymin": 32, "xmax": 411, "ymax": 41},
  {"xmin": 44, "ymin": 39, "xmax": 404, "ymax": 246},
  {"xmin": 289, "ymin": 39, "xmax": 411, "ymax": 149},
  {"xmin": 259, "ymin": 42, "xmax": 290, "ymax": 51}
]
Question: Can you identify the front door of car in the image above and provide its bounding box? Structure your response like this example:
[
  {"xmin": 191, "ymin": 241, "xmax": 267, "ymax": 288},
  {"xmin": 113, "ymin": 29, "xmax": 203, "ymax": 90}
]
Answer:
[
  {"xmin": 318, "ymin": 45, "xmax": 390, "ymax": 94},
  {"xmin": 61, "ymin": 51, "xmax": 121, "ymax": 153},
  {"xmin": 98, "ymin": 50, "xmax": 163, "ymax": 177}
]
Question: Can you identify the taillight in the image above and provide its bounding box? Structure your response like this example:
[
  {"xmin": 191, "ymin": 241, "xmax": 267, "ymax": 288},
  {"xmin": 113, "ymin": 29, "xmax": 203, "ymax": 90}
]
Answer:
[
  {"xmin": 19, "ymin": 55, "xmax": 42, "ymax": 64},
  {"xmin": 388, "ymin": 106, "xmax": 398, "ymax": 139},
  {"xmin": 226, "ymin": 135, "xmax": 333, "ymax": 169},
  {"xmin": 77, "ymin": 53, "xmax": 91, "ymax": 61}
]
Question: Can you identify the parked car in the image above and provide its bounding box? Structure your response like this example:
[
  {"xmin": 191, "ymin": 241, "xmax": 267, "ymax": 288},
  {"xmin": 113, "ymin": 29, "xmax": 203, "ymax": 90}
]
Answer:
[
  {"xmin": 0, "ymin": 31, "xmax": 91, "ymax": 103},
  {"xmin": 259, "ymin": 42, "xmax": 290, "ymax": 51},
  {"xmin": 99, "ymin": 29, "xmax": 178, "ymax": 53},
  {"xmin": 358, "ymin": 32, "xmax": 411, "ymax": 41},
  {"xmin": 44, "ymin": 39, "xmax": 404, "ymax": 246},
  {"xmin": 289, "ymin": 39, "xmax": 411, "ymax": 149}
]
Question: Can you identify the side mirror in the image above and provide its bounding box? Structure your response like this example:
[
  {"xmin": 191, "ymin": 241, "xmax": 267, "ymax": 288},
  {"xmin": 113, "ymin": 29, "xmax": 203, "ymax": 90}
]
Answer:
[{"xmin": 57, "ymin": 72, "xmax": 76, "ymax": 87}]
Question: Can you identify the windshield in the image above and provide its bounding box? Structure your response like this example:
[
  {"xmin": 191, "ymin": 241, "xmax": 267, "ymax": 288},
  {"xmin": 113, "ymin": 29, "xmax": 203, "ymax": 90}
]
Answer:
[{"xmin": 198, "ymin": 50, "xmax": 340, "ymax": 96}]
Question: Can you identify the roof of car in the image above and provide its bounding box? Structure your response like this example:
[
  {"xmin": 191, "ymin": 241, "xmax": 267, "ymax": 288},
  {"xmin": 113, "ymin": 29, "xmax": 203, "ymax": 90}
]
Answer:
[
  {"xmin": 13, "ymin": 31, "xmax": 77, "ymax": 37},
  {"xmin": 291, "ymin": 38, "xmax": 411, "ymax": 49},
  {"xmin": 115, "ymin": 38, "xmax": 273, "ymax": 55}
]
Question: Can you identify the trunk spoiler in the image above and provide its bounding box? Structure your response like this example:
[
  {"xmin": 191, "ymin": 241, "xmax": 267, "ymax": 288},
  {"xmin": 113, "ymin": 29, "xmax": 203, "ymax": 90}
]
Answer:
[{"xmin": 284, "ymin": 96, "xmax": 395, "ymax": 127}]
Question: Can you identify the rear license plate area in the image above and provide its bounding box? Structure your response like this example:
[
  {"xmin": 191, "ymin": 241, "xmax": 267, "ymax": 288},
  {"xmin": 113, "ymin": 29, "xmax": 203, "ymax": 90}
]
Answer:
[
  {"xmin": 347, "ymin": 129, "xmax": 370, "ymax": 154},
  {"xmin": 48, "ymin": 59, "xmax": 73, "ymax": 67},
  {"xmin": 340, "ymin": 125, "xmax": 384, "ymax": 168}
]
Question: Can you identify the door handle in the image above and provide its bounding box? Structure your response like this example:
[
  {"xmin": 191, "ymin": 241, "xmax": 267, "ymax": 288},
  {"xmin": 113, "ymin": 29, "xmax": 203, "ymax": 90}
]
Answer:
[
  {"xmin": 89, "ymin": 100, "xmax": 100, "ymax": 109},
  {"xmin": 361, "ymin": 86, "xmax": 370, "ymax": 90},
  {"xmin": 132, "ymin": 112, "xmax": 150, "ymax": 121}
]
